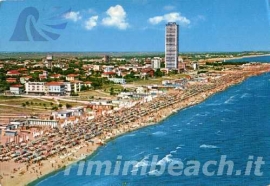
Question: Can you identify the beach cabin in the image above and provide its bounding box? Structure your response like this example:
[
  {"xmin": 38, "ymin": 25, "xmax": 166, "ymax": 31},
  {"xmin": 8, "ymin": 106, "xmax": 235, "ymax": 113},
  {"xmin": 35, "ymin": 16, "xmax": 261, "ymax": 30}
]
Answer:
[
  {"xmin": 5, "ymin": 130, "xmax": 17, "ymax": 137},
  {"xmin": 68, "ymin": 106, "xmax": 85, "ymax": 117},
  {"xmin": 57, "ymin": 110, "xmax": 74, "ymax": 119}
]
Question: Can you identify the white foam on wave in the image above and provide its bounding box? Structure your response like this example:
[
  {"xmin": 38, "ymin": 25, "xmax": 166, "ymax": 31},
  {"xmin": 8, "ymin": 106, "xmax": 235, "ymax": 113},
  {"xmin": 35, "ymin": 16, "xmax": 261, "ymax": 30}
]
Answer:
[
  {"xmin": 131, "ymin": 151, "xmax": 145, "ymax": 158},
  {"xmin": 126, "ymin": 134, "xmax": 136, "ymax": 137},
  {"xmin": 178, "ymin": 129, "xmax": 182, "ymax": 132},
  {"xmin": 157, "ymin": 154, "xmax": 173, "ymax": 166},
  {"xmin": 132, "ymin": 154, "xmax": 152, "ymax": 173},
  {"xmin": 170, "ymin": 150, "xmax": 177, "ymax": 154},
  {"xmin": 176, "ymin": 144, "xmax": 185, "ymax": 149},
  {"xmin": 224, "ymin": 95, "xmax": 237, "ymax": 104},
  {"xmin": 206, "ymin": 103, "xmax": 222, "ymax": 106},
  {"xmin": 148, "ymin": 156, "xmax": 182, "ymax": 175},
  {"xmin": 148, "ymin": 169, "xmax": 159, "ymax": 175},
  {"xmin": 240, "ymin": 93, "xmax": 251, "ymax": 99},
  {"xmin": 215, "ymin": 130, "xmax": 221, "ymax": 135},
  {"xmin": 200, "ymin": 144, "xmax": 218, "ymax": 149},
  {"xmin": 152, "ymin": 131, "xmax": 167, "ymax": 136},
  {"xmin": 195, "ymin": 112, "xmax": 210, "ymax": 117},
  {"xmin": 134, "ymin": 158, "xmax": 149, "ymax": 168}
]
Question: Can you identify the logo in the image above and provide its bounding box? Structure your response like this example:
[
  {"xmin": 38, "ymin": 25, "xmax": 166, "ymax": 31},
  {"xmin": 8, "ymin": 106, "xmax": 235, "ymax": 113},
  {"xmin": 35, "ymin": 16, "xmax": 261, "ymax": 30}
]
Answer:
[{"xmin": 10, "ymin": 6, "xmax": 70, "ymax": 41}]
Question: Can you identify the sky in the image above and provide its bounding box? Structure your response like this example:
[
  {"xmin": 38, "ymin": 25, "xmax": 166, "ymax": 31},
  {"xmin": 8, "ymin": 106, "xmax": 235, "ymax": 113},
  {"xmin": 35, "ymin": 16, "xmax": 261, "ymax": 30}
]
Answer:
[{"xmin": 0, "ymin": 0, "xmax": 270, "ymax": 52}]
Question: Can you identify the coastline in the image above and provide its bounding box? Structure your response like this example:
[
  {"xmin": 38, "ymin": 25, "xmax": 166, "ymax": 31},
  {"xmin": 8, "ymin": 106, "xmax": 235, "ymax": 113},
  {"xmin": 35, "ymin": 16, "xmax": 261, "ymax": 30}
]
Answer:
[
  {"xmin": 199, "ymin": 53, "xmax": 270, "ymax": 63},
  {"xmin": 2, "ymin": 64, "xmax": 270, "ymax": 186}
]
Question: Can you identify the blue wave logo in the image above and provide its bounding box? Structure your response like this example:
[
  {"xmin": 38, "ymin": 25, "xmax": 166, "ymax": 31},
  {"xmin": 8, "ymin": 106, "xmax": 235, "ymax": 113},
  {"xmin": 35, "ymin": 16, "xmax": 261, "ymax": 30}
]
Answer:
[{"xmin": 10, "ymin": 7, "xmax": 70, "ymax": 41}]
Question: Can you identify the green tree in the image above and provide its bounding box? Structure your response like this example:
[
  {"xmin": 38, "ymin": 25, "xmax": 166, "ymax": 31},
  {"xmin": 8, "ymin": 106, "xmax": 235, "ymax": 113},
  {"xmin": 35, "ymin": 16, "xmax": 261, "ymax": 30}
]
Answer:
[
  {"xmin": 110, "ymin": 87, "xmax": 115, "ymax": 95},
  {"xmin": 58, "ymin": 103, "xmax": 63, "ymax": 108},
  {"xmin": 154, "ymin": 68, "xmax": 163, "ymax": 77},
  {"xmin": 66, "ymin": 103, "xmax": 72, "ymax": 109}
]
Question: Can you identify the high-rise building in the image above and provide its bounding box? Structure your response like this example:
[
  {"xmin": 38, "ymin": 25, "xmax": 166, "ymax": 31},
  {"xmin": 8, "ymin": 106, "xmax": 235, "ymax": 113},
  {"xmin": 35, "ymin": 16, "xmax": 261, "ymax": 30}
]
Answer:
[{"xmin": 165, "ymin": 22, "xmax": 179, "ymax": 69}]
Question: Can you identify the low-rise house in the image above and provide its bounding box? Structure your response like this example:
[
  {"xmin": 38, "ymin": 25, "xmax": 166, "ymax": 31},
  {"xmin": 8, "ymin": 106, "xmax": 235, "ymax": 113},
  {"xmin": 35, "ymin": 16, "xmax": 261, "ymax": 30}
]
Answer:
[
  {"xmin": 56, "ymin": 110, "xmax": 73, "ymax": 119},
  {"xmin": 6, "ymin": 70, "xmax": 20, "ymax": 76},
  {"xmin": 83, "ymin": 81, "xmax": 92, "ymax": 87},
  {"xmin": 54, "ymin": 107, "xmax": 84, "ymax": 120},
  {"xmin": 103, "ymin": 66, "xmax": 114, "ymax": 72},
  {"xmin": 10, "ymin": 84, "xmax": 24, "ymax": 95},
  {"xmin": 50, "ymin": 74, "xmax": 62, "ymax": 79},
  {"xmin": 108, "ymin": 78, "xmax": 126, "ymax": 84},
  {"xmin": 140, "ymin": 68, "xmax": 154, "ymax": 78},
  {"xmin": 101, "ymin": 72, "xmax": 116, "ymax": 78},
  {"xmin": 39, "ymin": 71, "xmax": 48, "ymax": 80},
  {"xmin": 93, "ymin": 65, "xmax": 101, "ymax": 71},
  {"xmin": 66, "ymin": 74, "xmax": 79, "ymax": 81},
  {"xmin": 6, "ymin": 78, "xmax": 17, "ymax": 83}
]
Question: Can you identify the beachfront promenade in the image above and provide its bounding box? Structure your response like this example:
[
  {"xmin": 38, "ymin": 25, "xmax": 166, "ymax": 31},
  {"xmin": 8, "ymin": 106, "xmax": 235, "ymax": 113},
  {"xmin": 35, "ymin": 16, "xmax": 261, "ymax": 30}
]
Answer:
[{"xmin": 1, "ymin": 64, "xmax": 270, "ymax": 186}]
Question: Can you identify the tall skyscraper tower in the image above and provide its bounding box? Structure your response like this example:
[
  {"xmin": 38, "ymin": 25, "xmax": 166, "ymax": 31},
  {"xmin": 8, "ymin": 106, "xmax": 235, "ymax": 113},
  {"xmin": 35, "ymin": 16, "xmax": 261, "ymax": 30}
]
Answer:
[{"xmin": 165, "ymin": 22, "xmax": 179, "ymax": 69}]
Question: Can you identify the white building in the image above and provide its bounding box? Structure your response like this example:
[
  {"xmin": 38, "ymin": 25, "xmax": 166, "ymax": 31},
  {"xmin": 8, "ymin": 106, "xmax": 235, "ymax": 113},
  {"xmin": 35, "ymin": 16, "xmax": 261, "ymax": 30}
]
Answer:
[
  {"xmin": 27, "ymin": 119, "xmax": 58, "ymax": 128},
  {"xmin": 108, "ymin": 78, "xmax": 126, "ymax": 84},
  {"xmin": 10, "ymin": 85, "xmax": 24, "ymax": 95},
  {"xmin": 151, "ymin": 57, "xmax": 161, "ymax": 69},
  {"xmin": 193, "ymin": 63, "xmax": 199, "ymax": 70},
  {"xmin": 71, "ymin": 81, "xmax": 82, "ymax": 93},
  {"xmin": 93, "ymin": 65, "xmax": 101, "ymax": 71},
  {"xmin": 44, "ymin": 55, "xmax": 53, "ymax": 69},
  {"xmin": 25, "ymin": 81, "xmax": 82, "ymax": 95},
  {"xmin": 45, "ymin": 82, "xmax": 66, "ymax": 95},
  {"xmin": 104, "ymin": 66, "xmax": 114, "ymax": 72},
  {"xmin": 25, "ymin": 82, "xmax": 46, "ymax": 94},
  {"xmin": 66, "ymin": 74, "xmax": 78, "ymax": 82},
  {"xmin": 165, "ymin": 22, "xmax": 179, "ymax": 70},
  {"xmin": 64, "ymin": 81, "xmax": 82, "ymax": 94}
]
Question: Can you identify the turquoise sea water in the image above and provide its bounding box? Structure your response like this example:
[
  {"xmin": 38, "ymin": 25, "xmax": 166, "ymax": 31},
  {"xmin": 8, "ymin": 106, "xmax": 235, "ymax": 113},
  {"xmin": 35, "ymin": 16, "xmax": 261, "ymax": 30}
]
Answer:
[{"xmin": 34, "ymin": 72, "xmax": 270, "ymax": 186}]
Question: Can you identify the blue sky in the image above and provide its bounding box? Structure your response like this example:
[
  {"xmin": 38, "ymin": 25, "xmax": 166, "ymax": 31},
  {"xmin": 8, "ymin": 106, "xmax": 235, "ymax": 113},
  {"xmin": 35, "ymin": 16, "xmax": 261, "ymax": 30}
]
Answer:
[{"xmin": 0, "ymin": 0, "xmax": 270, "ymax": 52}]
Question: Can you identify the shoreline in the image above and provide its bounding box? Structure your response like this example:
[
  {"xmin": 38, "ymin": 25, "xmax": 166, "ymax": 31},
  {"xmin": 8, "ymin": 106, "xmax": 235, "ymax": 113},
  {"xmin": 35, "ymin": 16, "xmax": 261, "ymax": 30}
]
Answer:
[
  {"xmin": 200, "ymin": 53, "xmax": 270, "ymax": 63},
  {"xmin": 2, "ymin": 64, "xmax": 270, "ymax": 186}
]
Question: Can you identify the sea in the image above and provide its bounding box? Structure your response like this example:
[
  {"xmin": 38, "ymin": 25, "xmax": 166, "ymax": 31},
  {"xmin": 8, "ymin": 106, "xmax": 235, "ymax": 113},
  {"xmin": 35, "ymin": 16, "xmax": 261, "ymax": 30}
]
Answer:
[{"xmin": 33, "ymin": 56, "xmax": 270, "ymax": 186}]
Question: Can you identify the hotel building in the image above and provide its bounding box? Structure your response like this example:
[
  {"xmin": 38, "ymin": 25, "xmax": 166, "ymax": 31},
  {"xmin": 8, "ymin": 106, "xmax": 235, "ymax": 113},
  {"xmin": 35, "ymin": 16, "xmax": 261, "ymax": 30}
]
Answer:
[{"xmin": 165, "ymin": 22, "xmax": 179, "ymax": 70}]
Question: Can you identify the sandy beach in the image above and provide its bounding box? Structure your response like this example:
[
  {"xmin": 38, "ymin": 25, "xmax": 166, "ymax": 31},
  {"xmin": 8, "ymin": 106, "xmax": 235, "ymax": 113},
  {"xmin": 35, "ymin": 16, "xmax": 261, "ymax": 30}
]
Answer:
[{"xmin": 1, "ymin": 64, "xmax": 270, "ymax": 186}]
